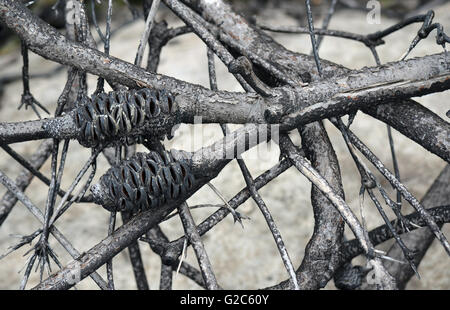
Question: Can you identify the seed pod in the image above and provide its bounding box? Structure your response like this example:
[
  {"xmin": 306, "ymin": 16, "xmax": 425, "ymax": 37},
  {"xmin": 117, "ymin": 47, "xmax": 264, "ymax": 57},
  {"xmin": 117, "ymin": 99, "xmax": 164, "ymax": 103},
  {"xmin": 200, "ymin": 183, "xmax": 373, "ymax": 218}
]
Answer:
[
  {"xmin": 74, "ymin": 88, "xmax": 180, "ymax": 147},
  {"xmin": 97, "ymin": 151, "xmax": 195, "ymax": 213}
]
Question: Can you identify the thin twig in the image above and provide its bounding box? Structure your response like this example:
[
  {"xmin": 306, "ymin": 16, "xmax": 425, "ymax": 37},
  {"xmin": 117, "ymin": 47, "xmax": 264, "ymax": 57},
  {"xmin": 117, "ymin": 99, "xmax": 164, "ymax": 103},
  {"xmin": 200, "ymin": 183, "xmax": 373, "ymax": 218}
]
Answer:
[
  {"xmin": 368, "ymin": 47, "xmax": 403, "ymax": 212},
  {"xmin": 366, "ymin": 188, "xmax": 419, "ymax": 277},
  {"xmin": 386, "ymin": 125, "xmax": 402, "ymax": 210},
  {"xmin": 159, "ymin": 263, "xmax": 173, "ymax": 290},
  {"xmin": 258, "ymin": 22, "xmax": 383, "ymax": 47},
  {"xmin": 106, "ymin": 211, "xmax": 116, "ymax": 290},
  {"xmin": 145, "ymin": 159, "xmax": 292, "ymax": 264},
  {"xmin": 90, "ymin": 0, "xmax": 106, "ymax": 44},
  {"xmin": 342, "ymin": 205, "xmax": 450, "ymax": 260},
  {"xmin": 135, "ymin": 0, "xmax": 160, "ymax": 67},
  {"xmin": 178, "ymin": 202, "xmax": 219, "ymax": 290},
  {"xmin": 18, "ymin": 41, "xmax": 49, "ymax": 118},
  {"xmin": 0, "ymin": 170, "xmax": 108, "ymax": 289},
  {"xmin": 0, "ymin": 143, "xmax": 92, "ymax": 203},
  {"xmin": 305, "ymin": 0, "xmax": 323, "ymax": 76},
  {"xmin": 383, "ymin": 165, "xmax": 450, "ymax": 289},
  {"xmin": 207, "ymin": 48, "xmax": 299, "ymax": 290},
  {"xmin": 33, "ymin": 137, "xmax": 61, "ymax": 281},
  {"xmin": 144, "ymin": 226, "xmax": 207, "ymax": 289},
  {"xmin": 121, "ymin": 211, "xmax": 150, "ymax": 290},
  {"xmin": 162, "ymin": 0, "xmax": 258, "ymax": 90},
  {"xmin": 236, "ymin": 158, "xmax": 300, "ymax": 290},
  {"xmin": 315, "ymin": 0, "xmax": 338, "ymax": 49},
  {"xmin": 279, "ymin": 135, "xmax": 374, "ymax": 256},
  {"xmin": 95, "ymin": 0, "xmax": 113, "ymax": 93},
  {"xmin": 330, "ymin": 122, "xmax": 450, "ymax": 256},
  {"xmin": 281, "ymin": 135, "xmax": 396, "ymax": 289}
]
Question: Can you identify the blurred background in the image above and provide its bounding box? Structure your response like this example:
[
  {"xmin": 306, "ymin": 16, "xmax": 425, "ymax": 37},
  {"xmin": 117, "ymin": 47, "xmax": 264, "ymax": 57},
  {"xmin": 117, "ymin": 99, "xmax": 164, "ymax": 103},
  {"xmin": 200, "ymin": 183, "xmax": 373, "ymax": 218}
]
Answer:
[{"xmin": 0, "ymin": 0, "xmax": 449, "ymax": 289}]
